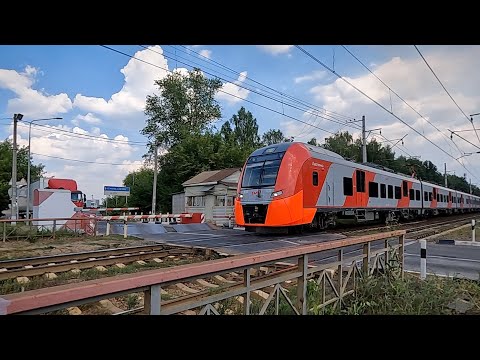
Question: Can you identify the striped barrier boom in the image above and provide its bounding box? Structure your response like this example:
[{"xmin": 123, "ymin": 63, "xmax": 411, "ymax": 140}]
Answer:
[
  {"xmin": 82, "ymin": 207, "xmax": 140, "ymax": 212},
  {"xmin": 98, "ymin": 214, "xmax": 193, "ymax": 221}
]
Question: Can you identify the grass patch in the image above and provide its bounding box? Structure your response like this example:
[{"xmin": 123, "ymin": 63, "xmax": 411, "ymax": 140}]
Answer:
[
  {"xmin": 342, "ymin": 272, "xmax": 480, "ymax": 315},
  {"xmin": 436, "ymin": 223, "xmax": 480, "ymax": 242}
]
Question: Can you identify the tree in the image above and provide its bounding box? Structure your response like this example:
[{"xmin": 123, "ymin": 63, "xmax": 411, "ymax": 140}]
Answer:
[
  {"xmin": 142, "ymin": 68, "xmax": 223, "ymax": 152},
  {"xmin": 0, "ymin": 140, "xmax": 44, "ymax": 213},
  {"xmin": 262, "ymin": 129, "xmax": 286, "ymax": 145},
  {"xmin": 121, "ymin": 168, "xmax": 155, "ymax": 211},
  {"xmin": 323, "ymin": 131, "xmax": 357, "ymax": 159},
  {"xmin": 307, "ymin": 138, "xmax": 318, "ymax": 146},
  {"xmin": 229, "ymin": 107, "xmax": 260, "ymax": 149},
  {"xmin": 154, "ymin": 131, "xmax": 243, "ymax": 212}
]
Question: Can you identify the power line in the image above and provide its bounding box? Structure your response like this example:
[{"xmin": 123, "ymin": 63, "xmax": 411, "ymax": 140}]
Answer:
[
  {"xmin": 449, "ymin": 129, "xmax": 480, "ymax": 151},
  {"xmin": 100, "ymin": 45, "xmax": 344, "ymax": 138},
  {"xmin": 173, "ymin": 45, "xmax": 355, "ymax": 122},
  {"xmin": 294, "ymin": 45, "xmax": 480, "ymax": 183},
  {"xmin": 341, "ymin": 45, "xmax": 460, "ymax": 158},
  {"xmin": 18, "ymin": 123, "xmax": 148, "ymax": 146},
  {"xmin": 377, "ymin": 133, "xmax": 413, "ymax": 158},
  {"xmin": 31, "ymin": 152, "xmax": 141, "ymax": 166},
  {"xmin": 137, "ymin": 45, "xmax": 362, "ymax": 132},
  {"xmin": 414, "ymin": 45, "xmax": 480, "ymax": 146}
]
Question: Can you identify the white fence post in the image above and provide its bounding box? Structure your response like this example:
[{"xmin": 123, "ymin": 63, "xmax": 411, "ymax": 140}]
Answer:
[
  {"xmin": 123, "ymin": 220, "xmax": 128, "ymax": 239},
  {"xmin": 420, "ymin": 239, "xmax": 427, "ymax": 280},
  {"xmin": 473, "ymin": 219, "xmax": 476, "ymax": 242},
  {"xmin": 106, "ymin": 221, "xmax": 110, "ymax": 236}
]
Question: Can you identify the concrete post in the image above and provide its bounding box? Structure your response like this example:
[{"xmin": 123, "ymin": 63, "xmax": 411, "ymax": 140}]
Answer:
[
  {"xmin": 420, "ymin": 239, "xmax": 426, "ymax": 280},
  {"xmin": 106, "ymin": 221, "xmax": 111, "ymax": 236},
  {"xmin": 123, "ymin": 220, "xmax": 128, "ymax": 239},
  {"xmin": 472, "ymin": 219, "xmax": 476, "ymax": 242}
]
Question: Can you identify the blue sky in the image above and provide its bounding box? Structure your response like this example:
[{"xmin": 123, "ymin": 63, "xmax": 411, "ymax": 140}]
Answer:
[{"xmin": 1, "ymin": 45, "xmax": 480, "ymax": 199}]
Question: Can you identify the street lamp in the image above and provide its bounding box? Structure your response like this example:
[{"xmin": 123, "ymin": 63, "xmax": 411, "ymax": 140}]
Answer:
[{"xmin": 23, "ymin": 117, "xmax": 62, "ymax": 219}]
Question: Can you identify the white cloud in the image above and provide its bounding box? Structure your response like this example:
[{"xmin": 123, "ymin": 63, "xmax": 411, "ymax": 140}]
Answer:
[
  {"xmin": 72, "ymin": 113, "xmax": 102, "ymax": 126},
  {"xmin": 216, "ymin": 71, "xmax": 250, "ymax": 104},
  {"xmin": 0, "ymin": 65, "xmax": 72, "ymax": 118},
  {"xmin": 73, "ymin": 45, "xmax": 169, "ymax": 120},
  {"xmin": 294, "ymin": 70, "xmax": 326, "ymax": 84},
  {"xmin": 199, "ymin": 49, "xmax": 212, "ymax": 59},
  {"xmin": 257, "ymin": 45, "xmax": 293, "ymax": 55},
  {"xmin": 290, "ymin": 46, "xmax": 480, "ymax": 182},
  {"xmin": 10, "ymin": 123, "xmax": 144, "ymax": 199}
]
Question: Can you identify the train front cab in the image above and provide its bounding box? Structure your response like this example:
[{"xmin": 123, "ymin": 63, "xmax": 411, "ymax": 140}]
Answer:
[{"xmin": 235, "ymin": 143, "xmax": 319, "ymax": 231}]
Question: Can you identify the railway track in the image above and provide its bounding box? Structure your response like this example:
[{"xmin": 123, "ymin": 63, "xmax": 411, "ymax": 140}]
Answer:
[
  {"xmin": 339, "ymin": 214, "xmax": 478, "ymax": 238},
  {"xmin": 0, "ymin": 244, "xmax": 212, "ymax": 281}
]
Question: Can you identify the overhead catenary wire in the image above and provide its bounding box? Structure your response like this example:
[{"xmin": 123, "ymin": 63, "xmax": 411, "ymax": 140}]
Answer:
[
  {"xmin": 294, "ymin": 45, "xmax": 480, "ymax": 183},
  {"xmin": 414, "ymin": 45, "xmax": 480, "ymax": 146},
  {"xmin": 100, "ymin": 45, "xmax": 346, "ymax": 137},
  {"xmin": 341, "ymin": 45, "xmax": 460, "ymax": 158},
  {"xmin": 16, "ymin": 122, "xmax": 148, "ymax": 146},
  {"xmin": 137, "ymin": 45, "xmax": 362, "ymax": 132},
  {"xmin": 173, "ymin": 44, "xmax": 355, "ymax": 122},
  {"xmin": 31, "ymin": 152, "xmax": 141, "ymax": 166}
]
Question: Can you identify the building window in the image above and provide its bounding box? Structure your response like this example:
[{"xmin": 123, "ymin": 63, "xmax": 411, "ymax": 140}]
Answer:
[
  {"xmin": 380, "ymin": 184, "xmax": 386, "ymax": 198},
  {"xmin": 409, "ymin": 188, "xmax": 415, "ymax": 200},
  {"xmin": 313, "ymin": 172, "xmax": 319, "ymax": 186},
  {"xmin": 356, "ymin": 170, "xmax": 365, "ymax": 193},
  {"xmin": 215, "ymin": 196, "xmax": 235, "ymax": 206},
  {"xmin": 394, "ymin": 186, "xmax": 401, "ymax": 199},
  {"xmin": 343, "ymin": 177, "xmax": 353, "ymax": 196},
  {"xmin": 187, "ymin": 196, "xmax": 205, "ymax": 207},
  {"xmin": 403, "ymin": 181, "xmax": 408, "ymax": 197},
  {"xmin": 388, "ymin": 185, "xmax": 393, "ymax": 199}
]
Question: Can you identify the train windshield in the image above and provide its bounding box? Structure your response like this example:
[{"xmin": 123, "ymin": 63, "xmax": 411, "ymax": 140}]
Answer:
[
  {"xmin": 242, "ymin": 158, "xmax": 282, "ymax": 188},
  {"xmin": 71, "ymin": 192, "xmax": 83, "ymax": 202}
]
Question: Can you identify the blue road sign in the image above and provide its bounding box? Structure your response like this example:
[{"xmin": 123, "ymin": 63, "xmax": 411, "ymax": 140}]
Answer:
[{"xmin": 104, "ymin": 186, "xmax": 130, "ymax": 196}]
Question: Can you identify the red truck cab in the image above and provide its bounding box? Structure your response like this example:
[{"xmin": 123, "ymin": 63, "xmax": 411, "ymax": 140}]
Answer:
[{"xmin": 47, "ymin": 178, "xmax": 85, "ymax": 208}]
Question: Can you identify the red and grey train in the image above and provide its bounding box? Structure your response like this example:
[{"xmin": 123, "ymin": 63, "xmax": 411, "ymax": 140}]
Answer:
[{"xmin": 234, "ymin": 142, "xmax": 480, "ymax": 232}]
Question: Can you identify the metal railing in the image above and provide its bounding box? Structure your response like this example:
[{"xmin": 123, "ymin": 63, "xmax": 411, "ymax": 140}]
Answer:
[
  {"xmin": 0, "ymin": 217, "xmax": 97, "ymax": 242},
  {"xmin": 0, "ymin": 230, "xmax": 405, "ymax": 315}
]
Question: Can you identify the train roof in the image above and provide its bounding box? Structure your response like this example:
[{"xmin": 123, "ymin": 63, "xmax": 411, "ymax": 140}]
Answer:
[
  {"xmin": 250, "ymin": 142, "xmax": 345, "ymax": 160},
  {"xmin": 248, "ymin": 142, "xmax": 480, "ymax": 198}
]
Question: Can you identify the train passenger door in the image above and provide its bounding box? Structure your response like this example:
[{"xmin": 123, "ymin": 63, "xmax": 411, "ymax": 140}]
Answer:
[
  {"xmin": 356, "ymin": 169, "xmax": 366, "ymax": 208},
  {"xmin": 326, "ymin": 179, "xmax": 332, "ymax": 206}
]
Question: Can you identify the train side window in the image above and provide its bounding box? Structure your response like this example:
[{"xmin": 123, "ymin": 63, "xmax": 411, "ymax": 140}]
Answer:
[
  {"xmin": 343, "ymin": 177, "xmax": 353, "ymax": 196},
  {"xmin": 356, "ymin": 170, "xmax": 365, "ymax": 193},
  {"xmin": 394, "ymin": 186, "xmax": 401, "ymax": 199},
  {"xmin": 437, "ymin": 193, "xmax": 440, "ymax": 202},
  {"xmin": 409, "ymin": 189, "xmax": 414, "ymax": 200},
  {"xmin": 388, "ymin": 185, "xmax": 393, "ymax": 199},
  {"xmin": 380, "ymin": 184, "xmax": 386, "ymax": 198},
  {"xmin": 313, "ymin": 172, "xmax": 318, "ymax": 186},
  {"xmin": 429, "ymin": 192, "xmax": 433, "ymax": 201},
  {"xmin": 402, "ymin": 181, "xmax": 408, "ymax": 197},
  {"xmin": 424, "ymin": 191, "xmax": 428, "ymax": 201},
  {"xmin": 416, "ymin": 190, "xmax": 420, "ymax": 201},
  {"xmin": 369, "ymin": 182, "xmax": 378, "ymax": 198}
]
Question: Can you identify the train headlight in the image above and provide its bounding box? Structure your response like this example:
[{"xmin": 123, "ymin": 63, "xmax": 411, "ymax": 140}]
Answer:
[
  {"xmin": 271, "ymin": 190, "xmax": 283, "ymax": 198},
  {"xmin": 237, "ymin": 192, "xmax": 244, "ymax": 200}
]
